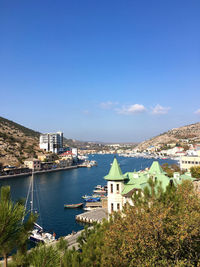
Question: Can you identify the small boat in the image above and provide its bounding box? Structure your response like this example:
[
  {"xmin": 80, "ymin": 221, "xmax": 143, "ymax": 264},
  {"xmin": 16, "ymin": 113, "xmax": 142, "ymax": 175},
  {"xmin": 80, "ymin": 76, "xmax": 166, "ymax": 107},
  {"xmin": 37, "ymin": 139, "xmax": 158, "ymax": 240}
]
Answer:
[
  {"xmin": 24, "ymin": 172, "xmax": 56, "ymax": 243},
  {"xmin": 87, "ymin": 164, "xmax": 92, "ymax": 168},
  {"xmin": 30, "ymin": 223, "xmax": 56, "ymax": 243},
  {"xmin": 64, "ymin": 203, "xmax": 83, "ymax": 208},
  {"xmin": 82, "ymin": 194, "xmax": 105, "ymax": 199},
  {"xmin": 85, "ymin": 197, "xmax": 101, "ymax": 202},
  {"xmin": 82, "ymin": 195, "xmax": 92, "ymax": 199},
  {"xmin": 90, "ymin": 160, "xmax": 97, "ymax": 166},
  {"xmin": 95, "ymin": 185, "xmax": 103, "ymax": 189},
  {"xmin": 93, "ymin": 189, "xmax": 107, "ymax": 194}
]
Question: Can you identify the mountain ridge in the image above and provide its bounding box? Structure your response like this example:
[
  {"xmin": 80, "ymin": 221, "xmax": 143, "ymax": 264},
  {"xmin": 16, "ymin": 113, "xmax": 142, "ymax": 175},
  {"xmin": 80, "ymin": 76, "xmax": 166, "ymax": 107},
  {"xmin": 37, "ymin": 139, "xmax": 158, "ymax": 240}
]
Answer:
[{"xmin": 135, "ymin": 122, "xmax": 200, "ymax": 151}]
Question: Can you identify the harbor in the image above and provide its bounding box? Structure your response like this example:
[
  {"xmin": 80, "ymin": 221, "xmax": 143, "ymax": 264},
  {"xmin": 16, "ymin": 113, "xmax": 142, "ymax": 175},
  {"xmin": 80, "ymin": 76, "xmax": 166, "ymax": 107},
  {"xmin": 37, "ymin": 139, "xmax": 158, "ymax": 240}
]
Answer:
[
  {"xmin": 0, "ymin": 154, "xmax": 176, "ymax": 238},
  {"xmin": 0, "ymin": 161, "xmax": 97, "ymax": 180}
]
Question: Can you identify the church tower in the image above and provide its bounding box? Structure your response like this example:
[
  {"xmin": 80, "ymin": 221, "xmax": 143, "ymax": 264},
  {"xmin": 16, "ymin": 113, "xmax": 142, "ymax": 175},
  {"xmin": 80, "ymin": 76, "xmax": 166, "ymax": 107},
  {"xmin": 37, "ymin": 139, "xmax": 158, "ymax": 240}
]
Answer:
[{"xmin": 104, "ymin": 157, "xmax": 127, "ymax": 214}]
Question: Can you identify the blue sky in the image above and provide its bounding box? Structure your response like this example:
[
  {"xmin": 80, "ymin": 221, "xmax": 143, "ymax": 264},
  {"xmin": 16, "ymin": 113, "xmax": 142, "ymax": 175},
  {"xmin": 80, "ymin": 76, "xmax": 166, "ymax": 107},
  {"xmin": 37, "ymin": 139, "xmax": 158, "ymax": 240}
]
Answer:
[{"xmin": 0, "ymin": 0, "xmax": 200, "ymax": 142}]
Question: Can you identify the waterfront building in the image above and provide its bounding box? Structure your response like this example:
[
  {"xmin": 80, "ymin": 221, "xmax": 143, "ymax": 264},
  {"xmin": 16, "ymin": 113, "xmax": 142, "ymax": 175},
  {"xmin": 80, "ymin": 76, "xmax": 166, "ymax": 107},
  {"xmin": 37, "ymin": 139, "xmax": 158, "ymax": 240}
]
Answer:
[
  {"xmin": 158, "ymin": 146, "xmax": 185, "ymax": 157},
  {"xmin": 55, "ymin": 159, "xmax": 72, "ymax": 168},
  {"xmin": 24, "ymin": 158, "xmax": 41, "ymax": 170},
  {"xmin": 38, "ymin": 154, "xmax": 55, "ymax": 162},
  {"xmin": 104, "ymin": 158, "xmax": 195, "ymax": 214},
  {"xmin": 59, "ymin": 151, "xmax": 73, "ymax": 160},
  {"xmin": 180, "ymin": 155, "xmax": 200, "ymax": 171},
  {"xmin": 40, "ymin": 162, "xmax": 54, "ymax": 170},
  {"xmin": 72, "ymin": 148, "xmax": 78, "ymax": 157},
  {"xmin": 39, "ymin": 132, "xmax": 63, "ymax": 154}
]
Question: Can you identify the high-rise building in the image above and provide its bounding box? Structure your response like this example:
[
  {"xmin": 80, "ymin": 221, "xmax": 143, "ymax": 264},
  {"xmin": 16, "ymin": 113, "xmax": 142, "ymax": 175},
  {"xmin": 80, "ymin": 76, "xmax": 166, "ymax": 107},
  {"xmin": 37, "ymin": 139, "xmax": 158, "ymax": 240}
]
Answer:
[{"xmin": 39, "ymin": 132, "xmax": 63, "ymax": 154}]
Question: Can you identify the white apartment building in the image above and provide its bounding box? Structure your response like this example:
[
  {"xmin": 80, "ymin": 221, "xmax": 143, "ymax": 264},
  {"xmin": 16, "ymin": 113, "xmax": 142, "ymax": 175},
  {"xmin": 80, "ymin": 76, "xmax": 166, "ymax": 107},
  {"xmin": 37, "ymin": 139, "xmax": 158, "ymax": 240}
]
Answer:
[
  {"xmin": 180, "ymin": 154, "xmax": 200, "ymax": 171},
  {"xmin": 39, "ymin": 132, "xmax": 63, "ymax": 154},
  {"xmin": 72, "ymin": 148, "xmax": 78, "ymax": 157}
]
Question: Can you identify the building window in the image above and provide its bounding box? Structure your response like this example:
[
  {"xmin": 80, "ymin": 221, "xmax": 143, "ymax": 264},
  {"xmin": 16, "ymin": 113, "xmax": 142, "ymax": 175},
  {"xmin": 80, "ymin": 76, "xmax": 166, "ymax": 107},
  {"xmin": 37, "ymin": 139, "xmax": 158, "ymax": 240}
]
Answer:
[
  {"xmin": 111, "ymin": 184, "xmax": 113, "ymax": 193},
  {"xmin": 116, "ymin": 184, "xmax": 119, "ymax": 192},
  {"xmin": 111, "ymin": 203, "xmax": 114, "ymax": 212},
  {"xmin": 117, "ymin": 203, "xmax": 120, "ymax": 210}
]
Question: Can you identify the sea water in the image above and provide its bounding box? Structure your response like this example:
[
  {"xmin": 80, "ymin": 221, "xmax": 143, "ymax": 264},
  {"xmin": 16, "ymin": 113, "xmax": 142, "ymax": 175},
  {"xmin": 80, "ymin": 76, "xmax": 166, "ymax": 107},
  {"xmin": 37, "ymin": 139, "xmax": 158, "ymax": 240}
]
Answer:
[{"xmin": 0, "ymin": 154, "xmax": 176, "ymax": 238}]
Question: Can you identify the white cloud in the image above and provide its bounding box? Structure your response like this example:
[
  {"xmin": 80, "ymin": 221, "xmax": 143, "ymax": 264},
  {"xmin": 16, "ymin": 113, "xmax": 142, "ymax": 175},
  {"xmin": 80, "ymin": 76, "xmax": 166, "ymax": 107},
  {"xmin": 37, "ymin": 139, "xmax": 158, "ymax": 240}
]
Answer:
[
  {"xmin": 151, "ymin": 104, "xmax": 170, "ymax": 115},
  {"xmin": 100, "ymin": 101, "xmax": 118, "ymax": 110},
  {"xmin": 116, "ymin": 104, "xmax": 146, "ymax": 115},
  {"xmin": 194, "ymin": 109, "xmax": 200, "ymax": 115}
]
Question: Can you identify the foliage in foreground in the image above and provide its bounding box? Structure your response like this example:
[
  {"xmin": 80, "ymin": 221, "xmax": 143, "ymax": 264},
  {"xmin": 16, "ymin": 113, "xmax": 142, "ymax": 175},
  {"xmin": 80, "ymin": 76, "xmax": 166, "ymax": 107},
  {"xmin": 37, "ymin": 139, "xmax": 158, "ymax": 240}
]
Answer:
[
  {"xmin": 190, "ymin": 166, "xmax": 200, "ymax": 179},
  {"xmin": 0, "ymin": 186, "xmax": 36, "ymax": 267},
  {"xmin": 69, "ymin": 181, "xmax": 200, "ymax": 266},
  {"xmin": 9, "ymin": 180, "xmax": 200, "ymax": 267},
  {"xmin": 101, "ymin": 181, "xmax": 200, "ymax": 266}
]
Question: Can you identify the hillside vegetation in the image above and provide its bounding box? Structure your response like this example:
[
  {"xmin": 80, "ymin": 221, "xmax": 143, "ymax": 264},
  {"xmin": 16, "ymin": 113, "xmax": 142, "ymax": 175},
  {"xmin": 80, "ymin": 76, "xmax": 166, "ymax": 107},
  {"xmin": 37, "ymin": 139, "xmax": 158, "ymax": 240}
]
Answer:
[
  {"xmin": 0, "ymin": 117, "xmax": 41, "ymax": 166},
  {"xmin": 0, "ymin": 116, "xmax": 99, "ymax": 167},
  {"xmin": 136, "ymin": 122, "xmax": 200, "ymax": 151}
]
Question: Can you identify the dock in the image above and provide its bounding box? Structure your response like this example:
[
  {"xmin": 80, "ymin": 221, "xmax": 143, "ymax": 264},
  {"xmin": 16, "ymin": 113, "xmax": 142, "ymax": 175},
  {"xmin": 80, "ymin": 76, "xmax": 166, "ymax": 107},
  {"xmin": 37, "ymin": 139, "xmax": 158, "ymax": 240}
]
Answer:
[
  {"xmin": 76, "ymin": 208, "xmax": 108, "ymax": 224},
  {"xmin": 85, "ymin": 202, "xmax": 102, "ymax": 208}
]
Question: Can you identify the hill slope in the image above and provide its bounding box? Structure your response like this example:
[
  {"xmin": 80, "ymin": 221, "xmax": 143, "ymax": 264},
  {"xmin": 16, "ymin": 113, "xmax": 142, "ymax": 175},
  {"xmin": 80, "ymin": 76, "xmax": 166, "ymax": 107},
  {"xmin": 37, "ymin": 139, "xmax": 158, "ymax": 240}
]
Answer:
[
  {"xmin": 0, "ymin": 116, "xmax": 101, "ymax": 166},
  {"xmin": 0, "ymin": 117, "xmax": 41, "ymax": 166},
  {"xmin": 136, "ymin": 122, "xmax": 200, "ymax": 151}
]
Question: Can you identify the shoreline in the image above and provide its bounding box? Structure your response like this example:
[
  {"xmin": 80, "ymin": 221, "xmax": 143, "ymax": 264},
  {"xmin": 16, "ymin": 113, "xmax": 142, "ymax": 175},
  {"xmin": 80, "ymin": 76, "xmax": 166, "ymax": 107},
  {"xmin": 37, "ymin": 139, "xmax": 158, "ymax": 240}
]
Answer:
[{"xmin": 0, "ymin": 165, "xmax": 79, "ymax": 180}]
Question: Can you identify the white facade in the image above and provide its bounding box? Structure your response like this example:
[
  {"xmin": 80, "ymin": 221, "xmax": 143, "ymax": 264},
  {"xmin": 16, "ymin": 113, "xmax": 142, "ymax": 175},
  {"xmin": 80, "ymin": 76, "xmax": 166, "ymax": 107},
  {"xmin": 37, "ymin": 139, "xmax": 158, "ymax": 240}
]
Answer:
[
  {"xmin": 24, "ymin": 159, "xmax": 41, "ymax": 170},
  {"xmin": 180, "ymin": 155, "xmax": 200, "ymax": 171},
  {"xmin": 107, "ymin": 181, "xmax": 125, "ymax": 213},
  {"xmin": 72, "ymin": 148, "xmax": 78, "ymax": 157},
  {"xmin": 39, "ymin": 132, "xmax": 63, "ymax": 154}
]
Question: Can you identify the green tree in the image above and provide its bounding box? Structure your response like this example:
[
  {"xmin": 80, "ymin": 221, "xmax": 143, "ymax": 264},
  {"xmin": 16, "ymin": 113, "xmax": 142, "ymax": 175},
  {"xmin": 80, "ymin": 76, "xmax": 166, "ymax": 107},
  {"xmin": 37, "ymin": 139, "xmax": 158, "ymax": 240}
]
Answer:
[
  {"xmin": 77, "ymin": 223, "xmax": 108, "ymax": 267},
  {"xmin": 0, "ymin": 186, "xmax": 36, "ymax": 267},
  {"xmin": 27, "ymin": 244, "xmax": 60, "ymax": 267},
  {"xmin": 101, "ymin": 181, "xmax": 200, "ymax": 266},
  {"xmin": 190, "ymin": 166, "xmax": 200, "ymax": 179},
  {"xmin": 161, "ymin": 163, "xmax": 174, "ymax": 177},
  {"xmin": 61, "ymin": 180, "xmax": 200, "ymax": 266},
  {"xmin": 61, "ymin": 247, "xmax": 81, "ymax": 267}
]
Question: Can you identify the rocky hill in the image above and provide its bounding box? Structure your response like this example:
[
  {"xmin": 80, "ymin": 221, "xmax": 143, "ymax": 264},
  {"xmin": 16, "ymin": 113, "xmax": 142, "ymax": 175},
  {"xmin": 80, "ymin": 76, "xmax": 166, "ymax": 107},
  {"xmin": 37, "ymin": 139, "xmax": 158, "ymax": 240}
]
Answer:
[
  {"xmin": 0, "ymin": 116, "xmax": 42, "ymax": 166},
  {"xmin": 0, "ymin": 116, "xmax": 103, "ymax": 167},
  {"xmin": 136, "ymin": 122, "xmax": 200, "ymax": 151}
]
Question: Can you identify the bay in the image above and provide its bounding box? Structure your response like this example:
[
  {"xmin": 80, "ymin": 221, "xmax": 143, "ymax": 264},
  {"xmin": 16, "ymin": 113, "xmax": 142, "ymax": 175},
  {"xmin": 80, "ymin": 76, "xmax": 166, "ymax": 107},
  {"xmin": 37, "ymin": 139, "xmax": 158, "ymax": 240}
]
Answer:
[{"xmin": 0, "ymin": 154, "xmax": 176, "ymax": 238}]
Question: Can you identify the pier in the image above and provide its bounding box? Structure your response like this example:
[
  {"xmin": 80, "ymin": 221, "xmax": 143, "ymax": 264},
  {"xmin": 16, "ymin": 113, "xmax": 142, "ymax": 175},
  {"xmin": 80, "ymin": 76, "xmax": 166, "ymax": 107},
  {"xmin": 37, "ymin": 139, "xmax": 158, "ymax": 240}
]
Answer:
[
  {"xmin": 0, "ymin": 165, "xmax": 80, "ymax": 180},
  {"xmin": 76, "ymin": 208, "xmax": 108, "ymax": 224}
]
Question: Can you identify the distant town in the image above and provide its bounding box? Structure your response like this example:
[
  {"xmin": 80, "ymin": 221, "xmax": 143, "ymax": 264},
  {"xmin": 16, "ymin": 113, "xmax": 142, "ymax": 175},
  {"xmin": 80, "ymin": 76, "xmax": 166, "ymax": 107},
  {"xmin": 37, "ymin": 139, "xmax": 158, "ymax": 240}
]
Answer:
[{"xmin": 1, "ymin": 127, "xmax": 200, "ymax": 178}]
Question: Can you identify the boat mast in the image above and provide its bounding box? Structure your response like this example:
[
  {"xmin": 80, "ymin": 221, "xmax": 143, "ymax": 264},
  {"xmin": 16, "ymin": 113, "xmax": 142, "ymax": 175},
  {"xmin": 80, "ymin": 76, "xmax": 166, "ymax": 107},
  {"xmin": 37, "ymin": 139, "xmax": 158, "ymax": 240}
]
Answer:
[{"xmin": 31, "ymin": 170, "xmax": 34, "ymax": 213}]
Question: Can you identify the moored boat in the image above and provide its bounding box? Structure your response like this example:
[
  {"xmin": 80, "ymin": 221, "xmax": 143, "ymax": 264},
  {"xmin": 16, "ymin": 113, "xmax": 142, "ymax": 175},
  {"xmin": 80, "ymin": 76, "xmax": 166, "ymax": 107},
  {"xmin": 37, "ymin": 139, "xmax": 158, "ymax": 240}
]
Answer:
[
  {"xmin": 93, "ymin": 189, "xmax": 107, "ymax": 194},
  {"xmin": 82, "ymin": 195, "xmax": 92, "ymax": 199},
  {"xmin": 90, "ymin": 160, "xmax": 97, "ymax": 166},
  {"xmin": 82, "ymin": 194, "xmax": 105, "ymax": 199},
  {"xmin": 64, "ymin": 203, "xmax": 83, "ymax": 208},
  {"xmin": 85, "ymin": 197, "xmax": 101, "ymax": 202},
  {"xmin": 24, "ymin": 171, "xmax": 56, "ymax": 243}
]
